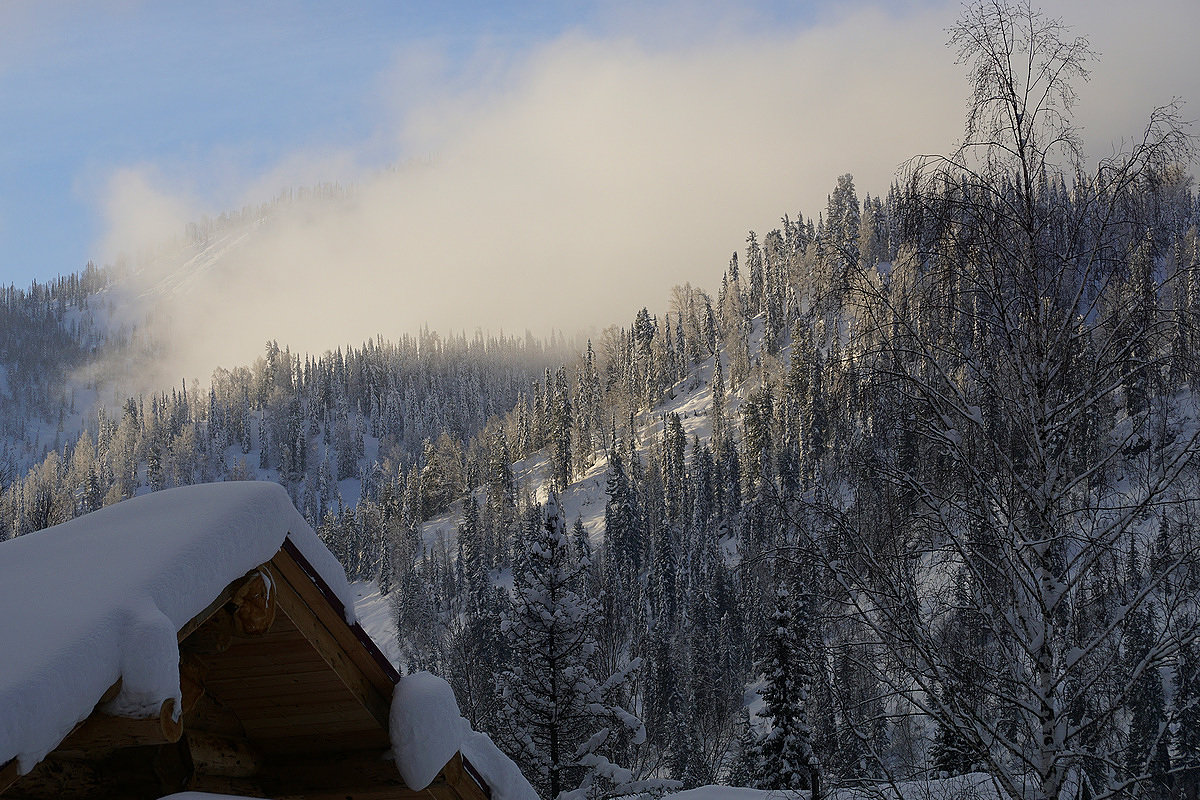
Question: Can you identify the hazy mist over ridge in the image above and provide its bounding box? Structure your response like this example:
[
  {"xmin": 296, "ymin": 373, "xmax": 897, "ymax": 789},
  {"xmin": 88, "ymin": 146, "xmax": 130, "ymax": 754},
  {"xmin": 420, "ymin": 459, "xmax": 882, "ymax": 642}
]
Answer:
[{"xmin": 90, "ymin": 0, "xmax": 1200, "ymax": 386}]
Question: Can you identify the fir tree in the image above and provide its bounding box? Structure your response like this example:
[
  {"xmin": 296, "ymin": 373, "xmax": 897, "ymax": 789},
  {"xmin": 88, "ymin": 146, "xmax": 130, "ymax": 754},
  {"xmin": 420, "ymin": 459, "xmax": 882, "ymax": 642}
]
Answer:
[
  {"xmin": 604, "ymin": 440, "xmax": 639, "ymax": 579},
  {"xmin": 728, "ymin": 708, "xmax": 761, "ymax": 789},
  {"xmin": 1175, "ymin": 627, "xmax": 1200, "ymax": 779},
  {"xmin": 755, "ymin": 584, "xmax": 818, "ymax": 793},
  {"xmin": 499, "ymin": 495, "xmax": 645, "ymax": 800},
  {"xmin": 1124, "ymin": 542, "xmax": 1171, "ymax": 796}
]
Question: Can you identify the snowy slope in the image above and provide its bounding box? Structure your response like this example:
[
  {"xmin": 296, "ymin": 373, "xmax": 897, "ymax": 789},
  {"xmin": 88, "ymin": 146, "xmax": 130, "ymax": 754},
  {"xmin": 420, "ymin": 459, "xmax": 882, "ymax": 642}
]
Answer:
[
  {"xmin": 412, "ymin": 313, "xmax": 796, "ymax": 572},
  {"xmin": 419, "ymin": 348, "xmax": 735, "ymax": 554},
  {"xmin": 352, "ymin": 580, "xmax": 404, "ymax": 671}
]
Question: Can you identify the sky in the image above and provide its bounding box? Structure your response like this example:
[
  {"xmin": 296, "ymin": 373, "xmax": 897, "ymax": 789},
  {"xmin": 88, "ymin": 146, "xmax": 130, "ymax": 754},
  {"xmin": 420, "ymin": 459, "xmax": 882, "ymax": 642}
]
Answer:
[{"xmin": 2, "ymin": 0, "xmax": 1198, "ymax": 379}]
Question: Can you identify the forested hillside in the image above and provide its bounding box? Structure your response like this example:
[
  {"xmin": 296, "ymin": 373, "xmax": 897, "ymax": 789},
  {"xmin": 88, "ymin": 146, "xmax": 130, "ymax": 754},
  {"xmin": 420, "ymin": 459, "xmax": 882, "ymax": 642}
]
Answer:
[{"xmin": 3, "ymin": 3, "xmax": 1200, "ymax": 799}]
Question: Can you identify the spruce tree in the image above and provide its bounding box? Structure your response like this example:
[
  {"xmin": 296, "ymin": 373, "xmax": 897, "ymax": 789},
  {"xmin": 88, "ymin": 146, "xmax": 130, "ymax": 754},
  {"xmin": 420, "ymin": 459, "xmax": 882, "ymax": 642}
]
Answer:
[
  {"xmin": 500, "ymin": 496, "xmax": 644, "ymax": 800},
  {"xmin": 604, "ymin": 440, "xmax": 639, "ymax": 578},
  {"xmin": 1124, "ymin": 543, "xmax": 1171, "ymax": 796},
  {"xmin": 755, "ymin": 584, "xmax": 818, "ymax": 793},
  {"xmin": 1175, "ymin": 627, "xmax": 1200, "ymax": 782},
  {"xmin": 728, "ymin": 708, "xmax": 761, "ymax": 788}
]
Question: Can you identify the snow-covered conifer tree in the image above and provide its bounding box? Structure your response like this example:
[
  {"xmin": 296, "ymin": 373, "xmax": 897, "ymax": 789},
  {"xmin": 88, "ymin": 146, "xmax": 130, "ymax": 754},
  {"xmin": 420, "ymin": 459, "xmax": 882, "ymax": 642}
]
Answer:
[
  {"xmin": 499, "ymin": 495, "xmax": 646, "ymax": 800},
  {"xmin": 755, "ymin": 584, "xmax": 818, "ymax": 794}
]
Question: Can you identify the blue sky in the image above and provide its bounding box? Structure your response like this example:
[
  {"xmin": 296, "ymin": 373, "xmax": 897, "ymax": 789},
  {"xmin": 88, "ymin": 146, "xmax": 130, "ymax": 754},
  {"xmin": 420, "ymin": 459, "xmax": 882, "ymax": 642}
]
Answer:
[
  {"xmin": 0, "ymin": 2, "xmax": 538, "ymax": 284},
  {"xmin": 1, "ymin": 0, "xmax": 1197, "ymax": 303},
  {"xmin": 0, "ymin": 1, "xmax": 822, "ymax": 287}
]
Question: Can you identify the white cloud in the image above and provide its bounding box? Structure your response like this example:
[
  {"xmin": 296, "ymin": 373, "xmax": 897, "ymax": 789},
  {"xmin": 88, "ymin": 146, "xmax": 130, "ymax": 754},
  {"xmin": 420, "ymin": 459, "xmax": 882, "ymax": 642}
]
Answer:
[{"xmin": 95, "ymin": 0, "xmax": 1200, "ymax": 383}]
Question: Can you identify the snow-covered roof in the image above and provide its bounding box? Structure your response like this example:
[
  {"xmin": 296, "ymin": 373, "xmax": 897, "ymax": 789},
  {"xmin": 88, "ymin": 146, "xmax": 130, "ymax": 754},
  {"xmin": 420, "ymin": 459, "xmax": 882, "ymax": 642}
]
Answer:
[
  {"xmin": 391, "ymin": 672, "xmax": 538, "ymax": 800},
  {"xmin": 0, "ymin": 481, "xmax": 355, "ymax": 775}
]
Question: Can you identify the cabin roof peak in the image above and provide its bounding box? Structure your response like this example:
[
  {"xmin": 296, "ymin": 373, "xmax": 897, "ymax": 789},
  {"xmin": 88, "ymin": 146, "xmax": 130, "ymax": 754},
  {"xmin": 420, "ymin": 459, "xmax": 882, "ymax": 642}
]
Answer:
[{"xmin": 0, "ymin": 483, "xmax": 532, "ymax": 800}]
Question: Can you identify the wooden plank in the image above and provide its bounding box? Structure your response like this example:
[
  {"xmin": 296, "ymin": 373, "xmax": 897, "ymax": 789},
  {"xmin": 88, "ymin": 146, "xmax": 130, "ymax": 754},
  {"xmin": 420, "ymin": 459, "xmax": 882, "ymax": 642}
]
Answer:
[
  {"xmin": 278, "ymin": 539, "xmax": 401, "ymax": 683},
  {"xmin": 268, "ymin": 555, "xmax": 392, "ymax": 731},
  {"xmin": 182, "ymin": 692, "xmax": 248, "ymax": 739},
  {"xmin": 209, "ymin": 631, "xmax": 322, "ymax": 657},
  {"xmin": 177, "ymin": 581, "xmax": 238, "ymax": 644},
  {"xmin": 214, "ymin": 687, "xmax": 358, "ymax": 711},
  {"xmin": 242, "ymin": 717, "xmax": 379, "ymax": 740},
  {"xmin": 460, "ymin": 755, "xmax": 493, "ymax": 800},
  {"xmin": 207, "ymin": 658, "xmax": 328, "ymax": 680},
  {"xmin": 250, "ymin": 728, "xmax": 389, "ymax": 757},
  {"xmin": 177, "ymin": 564, "xmax": 277, "ymax": 645},
  {"xmin": 185, "ymin": 772, "xmax": 266, "ymax": 797},
  {"xmin": 204, "ymin": 654, "xmax": 324, "ymax": 676},
  {"xmin": 205, "ymin": 644, "xmax": 327, "ymax": 669},
  {"xmin": 271, "ymin": 546, "xmax": 398, "ymax": 694},
  {"xmin": 179, "ymin": 606, "xmax": 234, "ymax": 655},
  {"xmin": 435, "ymin": 752, "xmax": 492, "ymax": 800},
  {"xmin": 207, "ymin": 623, "xmax": 313, "ymax": 653},
  {"xmin": 206, "ymin": 667, "xmax": 345, "ymax": 691},
  {"xmin": 55, "ymin": 698, "xmax": 182, "ymax": 757},
  {"xmin": 425, "ymin": 754, "xmax": 490, "ymax": 800},
  {"xmin": 238, "ymin": 705, "xmax": 375, "ymax": 730},
  {"xmin": 261, "ymin": 748, "xmax": 408, "ymax": 796},
  {"xmin": 206, "ymin": 681, "xmax": 350, "ymax": 707},
  {"xmin": 185, "ymin": 730, "xmax": 262, "ymax": 778},
  {"xmin": 204, "ymin": 679, "xmax": 338, "ymax": 706}
]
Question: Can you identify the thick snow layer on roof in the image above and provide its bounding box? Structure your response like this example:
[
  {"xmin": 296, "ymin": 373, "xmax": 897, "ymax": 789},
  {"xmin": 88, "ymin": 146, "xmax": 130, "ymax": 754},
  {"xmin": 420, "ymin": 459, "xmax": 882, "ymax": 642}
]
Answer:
[
  {"xmin": 391, "ymin": 671, "xmax": 537, "ymax": 800},
  {"xmin": 0, "ymin": 481, "xmax": 355, "ymax": 774}
]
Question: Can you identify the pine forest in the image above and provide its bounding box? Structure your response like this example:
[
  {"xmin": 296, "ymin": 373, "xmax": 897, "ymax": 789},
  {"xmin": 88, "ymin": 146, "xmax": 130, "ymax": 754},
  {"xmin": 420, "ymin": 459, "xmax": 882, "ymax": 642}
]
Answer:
[{"xmin": 2, "ymin": 3, "xmax": 1199, "ymax": 799}]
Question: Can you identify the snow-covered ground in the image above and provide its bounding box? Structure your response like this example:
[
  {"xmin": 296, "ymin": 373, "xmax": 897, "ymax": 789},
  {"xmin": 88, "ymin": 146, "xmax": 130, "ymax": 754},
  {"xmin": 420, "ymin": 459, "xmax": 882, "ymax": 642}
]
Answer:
[
  {"xmin": 419, "ymin": 346, "xmax": 747, "ymax": 555},
  {"xmin": 356, "ymin": 571, "xmax": 1000, "ymax": 800},
  {"xmin": 666, "ymin": 774, "xmax": 999, "ymax": 800},
  {"xmin": 352, "ymin": 580, "xmax": 403, "ymax": 670}
]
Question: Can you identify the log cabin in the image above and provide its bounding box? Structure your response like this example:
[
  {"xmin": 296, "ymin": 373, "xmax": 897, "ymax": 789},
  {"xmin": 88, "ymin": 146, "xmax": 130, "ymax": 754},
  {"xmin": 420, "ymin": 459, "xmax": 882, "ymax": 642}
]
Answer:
[{"xmin": 0, "ymin": 483, "xmax": 522, "ymax": 800}]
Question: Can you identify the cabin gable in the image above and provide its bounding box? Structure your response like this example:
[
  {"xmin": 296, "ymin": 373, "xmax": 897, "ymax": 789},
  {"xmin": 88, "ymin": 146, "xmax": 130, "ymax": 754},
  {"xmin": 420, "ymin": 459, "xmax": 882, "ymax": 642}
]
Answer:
[{"xmin": 2, "ymin": 539, "xmax": 490, "ymax": 800}]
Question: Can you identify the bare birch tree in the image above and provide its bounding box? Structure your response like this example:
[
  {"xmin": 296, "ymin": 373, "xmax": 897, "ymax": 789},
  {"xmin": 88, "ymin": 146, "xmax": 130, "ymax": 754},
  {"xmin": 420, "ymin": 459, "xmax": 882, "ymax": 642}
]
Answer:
[{"xmin": 808, "ymin": 2, "xmax": 1199, "ymax": 799}]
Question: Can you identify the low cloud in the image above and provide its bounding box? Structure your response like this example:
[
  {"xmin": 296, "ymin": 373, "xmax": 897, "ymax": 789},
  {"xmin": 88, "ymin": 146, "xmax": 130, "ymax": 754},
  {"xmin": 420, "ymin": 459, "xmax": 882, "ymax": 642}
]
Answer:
[{"xmin": 96, "ymin": 1, "xmax": 1200, "ymax": 385}]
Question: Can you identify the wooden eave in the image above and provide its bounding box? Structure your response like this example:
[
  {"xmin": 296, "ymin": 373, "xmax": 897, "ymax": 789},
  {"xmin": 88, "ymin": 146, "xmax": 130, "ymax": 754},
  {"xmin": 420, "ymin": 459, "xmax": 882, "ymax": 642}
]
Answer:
[{"xmin": 2, "ymin": 537, "xmax": 492, "ymax": 800}]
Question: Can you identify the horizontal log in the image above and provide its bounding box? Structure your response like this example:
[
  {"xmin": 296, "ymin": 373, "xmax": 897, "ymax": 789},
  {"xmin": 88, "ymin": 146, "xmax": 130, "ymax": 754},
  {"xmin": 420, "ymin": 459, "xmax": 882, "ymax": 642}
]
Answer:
[
  {"xmin": 56, "ymin": 698, "xmax": 182, "ymax": 757},
  {"xmin": 185, "ymin": 772, "xmax": 266, "ymax": 797},
  {"xmin": 2, "ymin": 748, "xmax": 169, "ymax": 800},
  {"xmin": 2, "ymin": 755, "xmax": 108, "ymax": 799}
]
